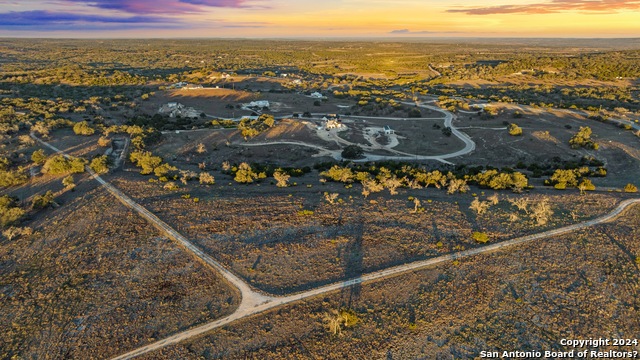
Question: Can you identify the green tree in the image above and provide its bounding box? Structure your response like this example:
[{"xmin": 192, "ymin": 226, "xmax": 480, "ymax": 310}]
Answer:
[
  {"xmin": 89, "ymin": 155, "xmax": 110, "ymax": 174},
  {"xmin": 341, "ymin": 145, "xmax": 364, "ymax": 159},
  {"xmin": 42, "ymin": 155, "xmax": 86, "ymax": 175},
  {"xmin": 508, "ymin": 123, "xmax": 523, "ymax": 136},
  {"xmin": 31, "ymin": 149, "xmax": 47, "ymax": 165},
  {"xmin": 73, "ymin": 121, "xmax": 95, "ymax": 136}
]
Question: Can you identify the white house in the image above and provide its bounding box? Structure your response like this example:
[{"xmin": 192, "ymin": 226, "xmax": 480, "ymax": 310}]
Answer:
[
  {"xmin": 383, "ymin": 125, "xmax": 394, "ymax": 135},
  {"xmin": 310, "ymin": 92, "xmax": 324, "ymax": 99},
  {"xmin": 247, "ymin": 100, "xmax": 270, "ymax": 109}
]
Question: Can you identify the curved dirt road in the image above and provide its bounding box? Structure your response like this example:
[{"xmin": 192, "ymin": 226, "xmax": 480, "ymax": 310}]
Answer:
[{"xmin": 30, "ymin": 134, "xmax": 639, "ymax": 360}]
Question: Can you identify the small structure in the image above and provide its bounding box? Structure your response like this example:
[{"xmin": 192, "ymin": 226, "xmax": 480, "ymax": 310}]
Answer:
[
  {"xmin": 383, "ymin": 125, "xmax": 395, "ymax": 135},
  {"xmin": 310, "ymin": 92, "xmax": 324, "ymax": 99},
  {"xmin": 246, "ymin": 100, "xmax": 270, "ymax": 109},
  {"xmin": 170, "ymin": 82, "xmax": 188, "ymax": 89}
]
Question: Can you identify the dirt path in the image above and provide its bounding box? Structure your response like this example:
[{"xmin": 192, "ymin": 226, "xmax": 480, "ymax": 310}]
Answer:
[
  {"xmin": 111, "ymin": 197, "xmax": 640, "ymax": 360},
  {"xmin": 31, "ymin": 133, "xmax": 639, "ymax": 359}
]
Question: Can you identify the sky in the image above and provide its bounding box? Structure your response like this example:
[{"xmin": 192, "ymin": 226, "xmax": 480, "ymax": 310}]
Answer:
[{"xmin": 0, "ymin": 0, "xmax": 639, "ymax": 38}]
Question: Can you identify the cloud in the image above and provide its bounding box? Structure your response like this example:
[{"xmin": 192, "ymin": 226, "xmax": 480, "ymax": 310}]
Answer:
[
  {"xmin": 65, "ymin": 0, "xmax": 252, "ymax": 14},
  {"xmin": 447, "ymin": 0, "xmax": 640, "ymax": 15},
  {"xmin": 0, "ymin": 10, "xmax": 170, "ymax": 30}
]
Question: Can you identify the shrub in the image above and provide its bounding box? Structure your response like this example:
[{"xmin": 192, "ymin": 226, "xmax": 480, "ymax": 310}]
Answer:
[
  {"xmin": 472, "ymin": 232, "xmax": 489, "ymax": 244},
  {"xmin": 32, "ymin": 191, "xmax": 55, "ymax": 210},
  {"xmin": 73, "ymin": 121, "xmax": 95, "ymax": 136}
]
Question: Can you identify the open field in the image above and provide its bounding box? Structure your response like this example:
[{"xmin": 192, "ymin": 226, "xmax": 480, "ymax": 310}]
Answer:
[
  {"xmin": 454, "ymin": 103, "xmax": 640, "ymax": 186},
  {"xmin": 110, "ymin": 173, "xmax": 625, "ymax": 294},
  {"xmin": 136, "ymin": 204, "xmax": 640, "ymax": 359},
  {"xmin": 0, "ymin": 186, "xmax": 240, "ymax": 360}
]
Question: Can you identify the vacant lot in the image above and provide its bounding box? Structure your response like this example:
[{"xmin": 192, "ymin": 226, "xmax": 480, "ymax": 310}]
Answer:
[
  {"xmin": 0, "ymin": 186, "xmax": 239, "ymax": 360},
  {"xmin": 138, "ymin": 204, "xmax": 640, "ymax": 359},
  {"xmin": 111, "ymin": 174, "xmax": 623, "ymax": 294},
  {"xmin": 455, "ymin": 104, "xmax": 640, "ymax": 186}
]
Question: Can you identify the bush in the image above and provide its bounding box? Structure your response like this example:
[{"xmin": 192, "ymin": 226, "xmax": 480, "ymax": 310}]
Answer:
[
  {"xmin": 73, "ymin": 121, "xmax": 95, "ymax": 136},
  {"xmin": 472, "ymin": 231, "xmax": 489, "ymax": 244},
  {"xmin": 32, "ymin": 191, "xmax": 55, "ymax": 210},
  {"xmin": 62, "ymin": 175, "xmax": 75, "ymax": 189},
  {"xmin": 89, "ymin": 155, "xmax": 110, "ymax": 174},
  {"xmin": 199, "ymin": 172, "xmax": 215, "ymax": 185},
  {"xmin": 341, "ymin": 145, "xmax": 364, "ymax": 160},
  {"xmin": 0, "ymin": 170, "xmax": 28, "ymax": 188},
  {"xmin": 0, "ymin": 195, "xmax": 25, "ymax": 227},
  {"xmin": 98, "ymin": 136, "xmax": 111, "ymax": 147}
]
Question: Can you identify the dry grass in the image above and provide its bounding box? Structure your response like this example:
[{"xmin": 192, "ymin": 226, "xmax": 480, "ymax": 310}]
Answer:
[
  {"xmin": 0, "ymin": 187, "xmax": 239, "ymax": 360},
  {"xmin": 138, "ymin": 204, "xmax": 640, "ymax": 359}
]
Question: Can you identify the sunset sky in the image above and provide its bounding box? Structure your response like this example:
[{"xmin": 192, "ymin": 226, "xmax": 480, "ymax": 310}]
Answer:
[{"xmin": 0, "ymin": 0, "xmax": 639, "ymax": 38}]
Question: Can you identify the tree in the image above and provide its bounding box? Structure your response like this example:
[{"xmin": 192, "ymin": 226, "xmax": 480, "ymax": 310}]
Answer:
[
  {"xmin": 341, "ymin": 145, "xmax": 364, "ymax": 160},
  {"xmin": 624, "ymin": 183, "xmax": 638, "ymax": 193},
  {"xmin": 273, "ymin": 169, "xmax": 290, "ymax": 187},
  {"xmin": 98, "ymin": 136, "xmax": 111, "ymax": 147},
  {"xmin": 578, "ymin": 178, "xmax": 595, "ymax": 195},
  {"xmin": 470, "ymin": 198, "xmax": 490, "ymax": 215},
  {"xmin": 531, "ymin": 198, "xmax": 553, "ymax": 226},
  {"xmin": 0, "ymin": 195, "xmax": 25, "ymax": 227},
  {"xmin": 31, "ymin": 149, "xmax": 47, "ymax": 165},
  {"xmin": 62, "ymin": 175, "xmax": 75, "ymax": 189},
  {"xmin": 361, "ymin": 178, "xmax": 384, "ymax": 198},
  {"xmin": 89, "ymin": 155, "xmax": 110, "ymax": 174},
  {"xmin": 73, "ymin": 121, "xmax": 95, "ymax": 136},
  {"xmin": 321, "ymin": 166, "xmax": 354, "ymax": 183},
  {"xmin": 408, "ymin": 108, "xmax": 422, "ymax": 118},
  {"xmin": 196, "ymin": 143, "xmax": 206, "ymax": 154},
  {"xmin": 199, "ymin": 172, "xmax": 215, "ymax": 185},
  {"xmin": 42, "ymin": 155, "xmax": 86, "ymax": 175},
  {"xmin": 324, "ymin": 192, "xmax": 339, "ymax": 204},
  {"xmin": 234, "ymin": 162, "xmax": 265, "ymax": 183},
  {"xmin": 569, "ymin": 126, "xmax": 597, "ymax": 149},
  {"xmin": 508, "ymin": 123, "xmax": 523, "ymax": 136},
  {"xmin": 129, "ymin": 151, "xmax": 162, "ymax": 175}
]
